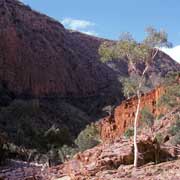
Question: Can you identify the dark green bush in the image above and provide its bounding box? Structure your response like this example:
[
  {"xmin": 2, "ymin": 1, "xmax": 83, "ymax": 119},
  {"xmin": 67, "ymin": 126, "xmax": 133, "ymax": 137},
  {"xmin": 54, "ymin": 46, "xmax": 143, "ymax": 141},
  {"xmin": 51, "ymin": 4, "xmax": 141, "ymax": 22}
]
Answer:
[
  {"xmin": 58, "ymin": 145, "xmax": 79, "ymax": 162},
  {"xmin": 124, "ymin": 128, "xmax": 134, "ymax": 139},
  {"xmin": 44, "ymin": 125, "xmax": 72, "ymax": 149},
  {"xmin": 75, "ymin": 123, "xmax": 100, "ymax": 152}
]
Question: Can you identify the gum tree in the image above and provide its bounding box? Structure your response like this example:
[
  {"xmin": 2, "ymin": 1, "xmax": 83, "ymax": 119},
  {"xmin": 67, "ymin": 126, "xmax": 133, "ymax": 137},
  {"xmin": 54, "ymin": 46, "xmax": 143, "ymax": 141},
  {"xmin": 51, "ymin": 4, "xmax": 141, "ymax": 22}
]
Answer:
[{"xmin": 99, "ymin": 27, "xmax": 171, "ymax": 167}]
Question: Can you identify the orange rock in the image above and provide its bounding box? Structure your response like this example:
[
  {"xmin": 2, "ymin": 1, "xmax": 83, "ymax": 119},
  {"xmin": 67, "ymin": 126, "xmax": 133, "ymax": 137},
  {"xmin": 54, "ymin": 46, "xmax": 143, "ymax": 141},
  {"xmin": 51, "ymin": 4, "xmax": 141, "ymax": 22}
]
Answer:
[{"xmin": 100, "ymin": 86, "xmax": 165, "ymax": 141}]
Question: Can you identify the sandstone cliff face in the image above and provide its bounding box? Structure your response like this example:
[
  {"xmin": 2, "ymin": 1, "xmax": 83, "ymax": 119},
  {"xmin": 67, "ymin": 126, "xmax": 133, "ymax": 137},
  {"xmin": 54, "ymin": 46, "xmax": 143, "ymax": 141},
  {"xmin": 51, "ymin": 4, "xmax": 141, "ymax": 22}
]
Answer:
[
  {"xmin": 0, "ymin": 0, "xmax": 180, "ymax": 98},
  {"xmin": 0, "ymin": 0, "xmax": 118, "ymax": 97},
  {"xmin": 100, "ymin": 87, "xmax": 165, "ymax": 141}
]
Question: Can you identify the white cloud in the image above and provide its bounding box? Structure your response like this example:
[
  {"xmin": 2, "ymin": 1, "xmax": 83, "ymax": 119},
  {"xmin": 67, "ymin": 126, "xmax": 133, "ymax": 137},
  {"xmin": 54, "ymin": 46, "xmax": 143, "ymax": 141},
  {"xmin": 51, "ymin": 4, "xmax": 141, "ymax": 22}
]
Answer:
[
  {"xmin": 81, "ymin": 30, "xmax": 98, "ymax": 36},
  {"xmin": 62, "ymin": 18, "xmax": 94, "ymax": 30},
  {"xmin": 159, "ymin": 46, "xmax": 180, "ymax": 64},
  {"xmin": 62, "ymin": 18, "xmax": 97, "ymax": 36}
]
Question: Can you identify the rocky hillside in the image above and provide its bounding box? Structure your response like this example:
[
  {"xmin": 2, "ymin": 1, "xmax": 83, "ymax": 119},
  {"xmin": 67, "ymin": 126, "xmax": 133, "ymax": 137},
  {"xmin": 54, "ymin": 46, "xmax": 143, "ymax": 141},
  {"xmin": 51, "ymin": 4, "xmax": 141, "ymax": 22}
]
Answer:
[
  {"xmin": 1, "ymin": 107, "xmax": 179, "ymax": 180},
  {"xmin": 100, "ymin": 75, "xmax": 180, "ymax": 141},
  {"xmin": 0, "ymin": 0, "xmax": 180, "ymax": 172},
  {"xmin": 99, "ymin": 86, "xmax": 165, "ymax": 141},
  {"xmin": 0, "ymin": 0, "xmax": 180, "ymax": 98},
  {"xmin": 0, "ymin": 0, "xmax": 122, "ymax": 151},
  {"xmin": 0, "ymin": 0, "xmax": 119, "ymax": 97}
]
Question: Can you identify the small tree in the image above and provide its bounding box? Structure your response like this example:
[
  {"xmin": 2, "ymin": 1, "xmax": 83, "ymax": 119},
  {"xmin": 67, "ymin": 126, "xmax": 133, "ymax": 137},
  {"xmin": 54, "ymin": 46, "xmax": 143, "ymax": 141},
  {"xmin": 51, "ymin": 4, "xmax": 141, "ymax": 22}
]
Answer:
[
  {"xmin": 143, "ymin": 26, "xmax": 172, "ymax": 48},
  {"xmin": 99, "ymin": 27, "xmax": 171, "ymax": 167},
  {"xmin": 44, "ymin": 125, "xmax": 72, "ymax": 149},
  {"xmin": 121, "ymin": 76, "xmax": 139, "ymax": 99}
]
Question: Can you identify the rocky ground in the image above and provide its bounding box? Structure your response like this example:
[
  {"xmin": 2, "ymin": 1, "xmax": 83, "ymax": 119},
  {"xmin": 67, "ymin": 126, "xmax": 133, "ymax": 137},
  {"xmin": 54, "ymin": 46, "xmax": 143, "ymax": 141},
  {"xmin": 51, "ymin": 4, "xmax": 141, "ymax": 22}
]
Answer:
[
  {"xmin": 1, "ymin": 143, "xmax": 180, "ymax": 180},
  {"xmin": 0, "ymin": 108, "xmax": 179, "ymax": 180},
  {"xmin": 0, "ymin": 85, "xmax": 179, "ymax": 180}
]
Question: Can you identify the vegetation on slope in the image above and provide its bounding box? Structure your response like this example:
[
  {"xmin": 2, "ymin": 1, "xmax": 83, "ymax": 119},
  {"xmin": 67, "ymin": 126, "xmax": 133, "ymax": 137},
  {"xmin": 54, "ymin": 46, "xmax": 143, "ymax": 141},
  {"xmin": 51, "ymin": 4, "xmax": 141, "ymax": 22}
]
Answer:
[{"xmin": 99, "ymin": 26, "xmax": 174, "ymax": 167}]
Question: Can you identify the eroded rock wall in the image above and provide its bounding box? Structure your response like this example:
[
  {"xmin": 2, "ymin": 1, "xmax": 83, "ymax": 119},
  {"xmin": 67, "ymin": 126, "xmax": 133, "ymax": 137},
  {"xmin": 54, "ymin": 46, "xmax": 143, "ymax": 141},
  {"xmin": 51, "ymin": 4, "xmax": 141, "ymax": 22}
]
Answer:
[
  {"xmin": 100, "ymin": 87, "xmax": 165, "ymax": 141},
  {"xmin": 0, "ymin": 0, "xmax": 118, "ymax": 97}
]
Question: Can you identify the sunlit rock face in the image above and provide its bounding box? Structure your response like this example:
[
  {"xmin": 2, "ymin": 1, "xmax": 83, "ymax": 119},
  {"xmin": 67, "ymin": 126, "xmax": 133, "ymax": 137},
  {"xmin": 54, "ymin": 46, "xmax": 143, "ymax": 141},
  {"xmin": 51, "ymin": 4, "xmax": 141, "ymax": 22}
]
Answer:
[{"xmin": 99, "ymin": 87, "xmax": 165, "ymax": 141}]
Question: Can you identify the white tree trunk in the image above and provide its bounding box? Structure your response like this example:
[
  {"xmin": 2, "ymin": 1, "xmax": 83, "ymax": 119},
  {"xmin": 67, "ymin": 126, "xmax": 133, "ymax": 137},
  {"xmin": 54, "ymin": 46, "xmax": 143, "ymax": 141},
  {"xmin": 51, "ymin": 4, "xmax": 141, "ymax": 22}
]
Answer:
[
  {"xmin": 133, "ymin": 64, "xmax": 149, "ymax": 168},
  {"xmin": 133, "ymin": 49, "xmax": 158, "ymax": 168},
  {"xmin": 133, "ymin": 91, "xmax": 141, "ymax": 168}
]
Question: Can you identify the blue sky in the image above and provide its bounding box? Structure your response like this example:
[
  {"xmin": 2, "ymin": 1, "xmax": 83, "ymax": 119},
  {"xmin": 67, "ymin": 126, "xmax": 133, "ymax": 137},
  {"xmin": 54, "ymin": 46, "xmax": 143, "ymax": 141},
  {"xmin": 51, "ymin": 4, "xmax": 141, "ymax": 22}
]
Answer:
[{"xmin": 22, "ymin": 0, "xmax": 179, "ymax": 45}]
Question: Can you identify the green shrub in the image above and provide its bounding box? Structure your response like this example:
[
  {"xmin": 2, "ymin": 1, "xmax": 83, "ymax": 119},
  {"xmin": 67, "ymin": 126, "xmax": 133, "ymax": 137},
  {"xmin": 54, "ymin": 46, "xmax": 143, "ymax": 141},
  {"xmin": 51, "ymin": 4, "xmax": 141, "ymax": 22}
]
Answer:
[
  {"xmin": 168, "ymin": 117, "xmax": 180, "ymax": 136},
  {"xmin": 75, "ymin": 123, "xmax": 100, "ymax": 152},
  {"xmin": 44, "ymin": 125, "xmax": 72, "ymax": 149},
  {"xmin": 140, "ymin": 106, "xmax": 154, "ymax": 128},
  {"xmin": 169, "ymin": 125, "xmax": 179, "ymax": 136},
  {"xmin": 0, "ymin": 100, "xmax": 41, "ymax": 147},
  {"xmin": 124, "ymin": 128, "xmax": 134, "ymax": 139},
  {"xmin": 58, "ymin": 145, "xmax": 79, "ymax": 161},
  {"xmin": 155, "ymin": 133, "xmax": 164, "ymax": 144},
  {"xmin": 158, "ymin": 74, "xmax": 180, "ymax": 109},
  {"xmin": 168, "ymin": 115, "xmax": 180, "ymax": 146}
]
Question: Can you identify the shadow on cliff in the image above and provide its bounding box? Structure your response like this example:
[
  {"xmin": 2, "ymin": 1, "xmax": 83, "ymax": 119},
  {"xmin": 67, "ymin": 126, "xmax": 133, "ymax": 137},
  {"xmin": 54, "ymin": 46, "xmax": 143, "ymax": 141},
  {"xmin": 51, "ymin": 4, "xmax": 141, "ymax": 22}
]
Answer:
[{"xmin": 0, "ymin": 72, "xmax": 124, "ymax": 153}]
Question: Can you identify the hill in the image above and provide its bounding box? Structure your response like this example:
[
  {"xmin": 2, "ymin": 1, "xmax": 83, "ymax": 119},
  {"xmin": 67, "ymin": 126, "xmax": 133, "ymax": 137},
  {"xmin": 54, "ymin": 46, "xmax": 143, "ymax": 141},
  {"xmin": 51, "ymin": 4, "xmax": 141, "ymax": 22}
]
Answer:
[
  {"xmin": 0, "ymin": 0, "xmax": 179, "ymax": 98},
  {"xmin": 0, "ymin": 0, "xmax": 179, "ymax": 165}
]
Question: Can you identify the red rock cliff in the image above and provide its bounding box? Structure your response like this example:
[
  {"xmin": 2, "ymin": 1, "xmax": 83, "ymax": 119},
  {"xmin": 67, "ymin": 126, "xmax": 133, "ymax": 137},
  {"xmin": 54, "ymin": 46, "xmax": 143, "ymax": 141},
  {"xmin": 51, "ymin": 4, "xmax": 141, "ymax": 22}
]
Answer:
[
  {"xmin": 0, "ymin": 0, "xmax": 179, "ymax": 98},
  {"xmin": 0, "ymin": 0, "xmax": 118, "ymax": 97},
  {"xmin": 100, "ymin": 87, "xmax": 165, "ymax": 141}
]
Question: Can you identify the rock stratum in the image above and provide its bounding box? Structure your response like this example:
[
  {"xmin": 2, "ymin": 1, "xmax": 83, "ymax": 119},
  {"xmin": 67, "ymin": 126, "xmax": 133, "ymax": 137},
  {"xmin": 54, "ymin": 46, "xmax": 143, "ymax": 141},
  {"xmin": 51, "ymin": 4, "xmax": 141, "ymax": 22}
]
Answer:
[
  {"xmin": 0, "ymin": 0, "xmax": 180, "ymax": 98},
  {"xmin": 0, "ymin": 1, "xmax": 180, "ymax": 179},
  {"xmin": 100, "ymin": 75, "xmax": 180, "ymax": 141},
  {"xmin": 99, "ymin": 86, "xmax": 165, "ymax": 141},
  {"xmin": 0, "ymin": 0, "xmax": 117, "ymax": 97}
]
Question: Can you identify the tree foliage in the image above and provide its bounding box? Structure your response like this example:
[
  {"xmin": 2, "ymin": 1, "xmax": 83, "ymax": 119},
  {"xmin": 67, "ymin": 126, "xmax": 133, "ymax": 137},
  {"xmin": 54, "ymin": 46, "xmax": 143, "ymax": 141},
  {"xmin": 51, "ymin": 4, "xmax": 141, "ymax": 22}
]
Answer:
[
  {"xmin": 99, "ymin": 26, "xmax": 172, "ymax": 168},
  {"xmin": 44, "ymin": 125, "xmax": 72, "ymax": 149},
  {"xmin": 99, "ymin": 26, "xmax": 172, "ymax": 66},
  {"xmin": 98, "ymin": 42, "xmax": 117, "ymax": 63},
  {"xmin": 122, "ymin": 77, "xmax": 138, "ymax": 98},
  {"xmin": 99, "ymin": 32, "xmax": 152, "ymax": 66},
  {"xmin": 143, "ymin": 26, "xmax": 172, "ymax": 48}
]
